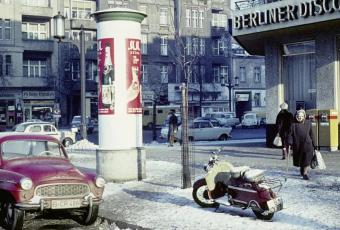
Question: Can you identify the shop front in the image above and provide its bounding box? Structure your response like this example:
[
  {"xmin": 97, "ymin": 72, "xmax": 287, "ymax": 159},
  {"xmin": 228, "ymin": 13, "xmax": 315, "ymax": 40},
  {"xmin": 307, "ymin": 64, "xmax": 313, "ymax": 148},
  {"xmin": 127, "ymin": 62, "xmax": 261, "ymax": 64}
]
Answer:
[
  {"xmin": 0, "ymin": 90, "xmax": 22, "ymax": 131},
  {"xmin": 232, "ymin": 0, "xmax": 340, "ymax": 148},
  {"xmin": 22, "ymin": 90, "xmax": 55, "ymax": 123}
]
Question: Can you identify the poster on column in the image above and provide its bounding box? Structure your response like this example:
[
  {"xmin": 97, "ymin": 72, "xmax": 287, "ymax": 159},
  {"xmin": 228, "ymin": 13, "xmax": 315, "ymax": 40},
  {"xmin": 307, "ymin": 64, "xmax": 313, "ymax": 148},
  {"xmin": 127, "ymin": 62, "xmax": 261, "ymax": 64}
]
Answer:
[
  {"xmin": 98, "ymin": 38, "xmax": 115, "ymax": 115},
  {"xmin": 126, "ymin": 38, "xmax": 142, "ymax": 114}
]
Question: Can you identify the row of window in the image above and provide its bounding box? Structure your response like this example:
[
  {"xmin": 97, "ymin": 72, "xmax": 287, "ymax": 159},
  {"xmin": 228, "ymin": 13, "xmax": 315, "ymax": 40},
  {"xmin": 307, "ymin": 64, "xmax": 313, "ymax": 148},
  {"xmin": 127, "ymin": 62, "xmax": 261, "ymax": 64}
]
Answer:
[
  {"xmin": 141, "ymin": 35, "xmax": 230, "ymax": 57},
  {"xmin": 140, "ymin": 64, "xmax": 263, "ymax": 84}
]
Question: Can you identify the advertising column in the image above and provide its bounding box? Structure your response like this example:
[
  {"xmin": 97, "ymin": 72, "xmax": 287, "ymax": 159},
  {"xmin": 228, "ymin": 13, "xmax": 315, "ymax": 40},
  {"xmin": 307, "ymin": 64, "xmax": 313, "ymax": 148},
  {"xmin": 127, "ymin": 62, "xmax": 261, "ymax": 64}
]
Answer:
[{"xmin": 92, "ymin": 8, "xmax": 146, "ymax": 182}]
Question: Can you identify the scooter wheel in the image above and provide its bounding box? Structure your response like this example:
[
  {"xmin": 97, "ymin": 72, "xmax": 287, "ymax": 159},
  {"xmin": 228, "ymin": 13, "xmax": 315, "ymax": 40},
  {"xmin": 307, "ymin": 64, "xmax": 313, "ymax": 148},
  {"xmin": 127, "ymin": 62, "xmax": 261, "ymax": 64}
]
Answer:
[
  {"xmin": 252, "ymin": 210, "xmax": 274, "ymax": 220},
  {"xmin": 192, "ymin": 179, "xmax": 219, "ymax": 208}
]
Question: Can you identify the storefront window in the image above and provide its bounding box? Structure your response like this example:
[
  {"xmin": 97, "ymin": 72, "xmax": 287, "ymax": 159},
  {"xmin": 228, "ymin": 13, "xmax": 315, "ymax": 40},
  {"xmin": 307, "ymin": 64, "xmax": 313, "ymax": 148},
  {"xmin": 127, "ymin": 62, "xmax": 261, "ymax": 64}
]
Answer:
[{"xmin": 282, "ymin": 41, "xmax": 316, "ymax": 111}]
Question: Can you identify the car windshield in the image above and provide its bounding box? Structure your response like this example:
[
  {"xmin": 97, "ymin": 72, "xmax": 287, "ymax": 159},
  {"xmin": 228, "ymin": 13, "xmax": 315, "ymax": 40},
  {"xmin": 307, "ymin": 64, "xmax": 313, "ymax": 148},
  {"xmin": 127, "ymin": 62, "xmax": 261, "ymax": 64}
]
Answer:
[
  {"xmin": 72, "ymin": 116, "xmax": 81, "ymax": 123},
  {"xmin": 1, "ymin": 140, "xmax": 66, "ymax": 160},
  {"xmin": 14, "ymin": 124, "xmax": 27, "ymax": 132}
]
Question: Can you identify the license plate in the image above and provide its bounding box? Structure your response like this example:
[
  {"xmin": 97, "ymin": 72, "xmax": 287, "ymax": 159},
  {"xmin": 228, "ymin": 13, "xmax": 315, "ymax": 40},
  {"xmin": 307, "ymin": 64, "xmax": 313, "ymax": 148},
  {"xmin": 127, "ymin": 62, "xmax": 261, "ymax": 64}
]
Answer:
[
  {"xmin": 51, "ymin": 199, "xmax": 82, "ymax": 209},
  {"xmin": 267, "ymin": 198, "xmax": 283, "ymax": 212}
]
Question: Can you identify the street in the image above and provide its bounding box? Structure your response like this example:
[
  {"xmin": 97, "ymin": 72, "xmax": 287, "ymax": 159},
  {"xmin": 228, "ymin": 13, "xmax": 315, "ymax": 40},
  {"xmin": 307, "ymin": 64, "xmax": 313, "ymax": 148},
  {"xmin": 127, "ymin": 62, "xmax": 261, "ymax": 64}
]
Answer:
[{"xmin": 87, "ymin": 127, "xmax": 266, "ymax": 145}]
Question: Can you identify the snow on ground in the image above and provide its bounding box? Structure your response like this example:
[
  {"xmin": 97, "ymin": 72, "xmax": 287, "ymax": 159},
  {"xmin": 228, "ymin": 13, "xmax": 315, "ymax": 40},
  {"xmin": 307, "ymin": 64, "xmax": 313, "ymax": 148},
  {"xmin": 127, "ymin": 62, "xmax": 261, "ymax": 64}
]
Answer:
[{"xmin": 69, "ymin": 145, "xmax": 340, "ymax": 230}]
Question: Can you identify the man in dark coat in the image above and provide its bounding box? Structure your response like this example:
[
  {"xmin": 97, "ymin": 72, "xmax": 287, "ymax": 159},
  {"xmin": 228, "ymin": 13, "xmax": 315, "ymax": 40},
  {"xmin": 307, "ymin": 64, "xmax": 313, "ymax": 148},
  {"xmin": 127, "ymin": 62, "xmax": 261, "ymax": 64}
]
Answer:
[
  {"xmin": 287, "ymin": 109, "xmax": 316, "ymax": 180},
  {"xmin": 275, "ymin": 102, "xmax": 293, "ymax": 159},
  {"xmin": 168, "ymin": 110, "xmax": 178, "ymax": 147}
]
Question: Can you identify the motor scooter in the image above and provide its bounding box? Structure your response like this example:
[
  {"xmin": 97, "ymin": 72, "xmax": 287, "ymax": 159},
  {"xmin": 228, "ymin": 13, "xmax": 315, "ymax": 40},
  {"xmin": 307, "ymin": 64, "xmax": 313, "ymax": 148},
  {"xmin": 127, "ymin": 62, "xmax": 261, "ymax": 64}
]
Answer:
[{"xmin": 192, "ymin": 148, "xmax": 283, "ymax": 220}]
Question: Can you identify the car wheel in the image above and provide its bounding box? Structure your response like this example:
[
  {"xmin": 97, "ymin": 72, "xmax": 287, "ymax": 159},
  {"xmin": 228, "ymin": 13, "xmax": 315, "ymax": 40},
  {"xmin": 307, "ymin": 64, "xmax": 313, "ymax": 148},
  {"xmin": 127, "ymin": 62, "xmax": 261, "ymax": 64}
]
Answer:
[
  {"xmin": 79, "ymin": 204, "xmax": 99, "ymax": 226},
  {"xmin": 63, "ymin": 138, "xmax": 73, "ymax": 147},
  {"xmin": 218, "ymin": 134, "xmax": 228, "ymax": 141},
  {"xmin": 1, "ymin": 195, "xmax": 24, "ymax": 230}
]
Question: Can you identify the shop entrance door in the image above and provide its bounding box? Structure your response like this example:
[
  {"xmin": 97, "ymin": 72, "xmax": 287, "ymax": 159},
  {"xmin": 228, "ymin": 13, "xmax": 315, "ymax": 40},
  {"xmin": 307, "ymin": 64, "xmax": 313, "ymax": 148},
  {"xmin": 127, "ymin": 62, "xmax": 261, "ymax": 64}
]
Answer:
[
  {"xmin": 282, "ymin": 41, "xmax": 316, "ymax": 112},
  {"xmin": 24, "ymin": 107, "xmax": 31, "ymax": 122}
]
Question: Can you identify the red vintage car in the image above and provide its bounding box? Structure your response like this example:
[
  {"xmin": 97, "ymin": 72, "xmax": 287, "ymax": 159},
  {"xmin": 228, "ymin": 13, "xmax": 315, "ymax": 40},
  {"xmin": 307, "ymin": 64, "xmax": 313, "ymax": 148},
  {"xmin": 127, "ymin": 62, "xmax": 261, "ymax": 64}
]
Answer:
[{"xmin": 0, "ymin": 133, "xmax": 105, "ymax": 230}]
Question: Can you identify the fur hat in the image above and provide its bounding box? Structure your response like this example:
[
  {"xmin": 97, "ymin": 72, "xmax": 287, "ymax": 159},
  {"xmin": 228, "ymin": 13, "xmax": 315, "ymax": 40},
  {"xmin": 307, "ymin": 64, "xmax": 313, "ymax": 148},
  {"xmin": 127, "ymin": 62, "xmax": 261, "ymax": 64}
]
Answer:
[{"xmin": 280, "ymin": 102, "xmax": 288, "ymax": 110}]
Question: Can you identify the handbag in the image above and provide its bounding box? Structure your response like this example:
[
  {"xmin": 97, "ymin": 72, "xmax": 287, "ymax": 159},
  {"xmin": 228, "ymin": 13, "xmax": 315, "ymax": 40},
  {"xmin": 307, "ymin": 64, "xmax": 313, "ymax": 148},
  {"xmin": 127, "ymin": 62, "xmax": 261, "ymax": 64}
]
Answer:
[
  {"xmin": 315, "ymin": 150, "xmax": 326, "ymax": 170},
  {"xmin": 273, "ymin": 133, "xmax": 282, "ymax": 147}
]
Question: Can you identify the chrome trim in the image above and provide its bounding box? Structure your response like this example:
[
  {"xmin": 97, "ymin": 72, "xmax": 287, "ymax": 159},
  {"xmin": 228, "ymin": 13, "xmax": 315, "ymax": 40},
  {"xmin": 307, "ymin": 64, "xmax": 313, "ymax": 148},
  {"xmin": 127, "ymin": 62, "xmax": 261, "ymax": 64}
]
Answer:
[
  {"xmin": 228, "ymin": 185, "xmax": 257, "ymax": 193},
  {"xmin": 34, "ymin": 183, "xmax": 90, "ymax": 198}
]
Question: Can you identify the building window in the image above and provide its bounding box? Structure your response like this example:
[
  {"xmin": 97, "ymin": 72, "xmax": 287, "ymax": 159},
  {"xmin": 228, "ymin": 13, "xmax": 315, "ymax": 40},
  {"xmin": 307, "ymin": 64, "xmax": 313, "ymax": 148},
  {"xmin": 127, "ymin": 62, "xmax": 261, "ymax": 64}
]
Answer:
[
  {"xmin": 5, "ymin": 55, "xmax": 11, "ymax": 75},
  {"xmin": 254, "ymin": 66, "xmax": 261, "ymax": 83},
  {"xmin": 22, "ymin": 0, "xmax": 49, "ymax": 7},
  {"xmin": 86, "ymin": 61, "xmax": 97, "ymax": 80},
  {"xmin": 0, "ymin": 55, "xmax": 2, "ymax": 76},
  {"xmin": 185, "ymin": 9, "xmax": 191, "ymax": 27},
  {"xmin": 141, "ymin": 64, "xmax": 148, "ymax": 83},
  {"xmin": 200, "ymin": 65, "xmax": 205, "ymax": 83},
  {"xmin": 108, "ymin": 0, "xmax": 129, "ymax": 8},
  {"xmin": 199, "ymin": 38, "xmax": 205, "ymax": 56},
  {"xmin": 160, "ymin": 36, "xmax": 168, "ymax": 56},
  {"xmin": 192, "ymin": 65, "xmax": 199, "ymax": 83},
  {"xmin": 212, "ymin": 13, "xmax": 227, "ymax": 28},
  {"xmin": 220, "ymin": 66, "xmax": 228, "ymax": 83},
  {"xmin": 192, "ymin": 37, "xmax": 199, "ymax": 55},
  {"xmin": 23, "ymin": 59, "xmax": 47, "ymax": 78},
  {"xmin": 212, "ymin": 39, "xmax": 224, "ymax": 56},
  {"xmin": 70, "ymin": 30, "xmax": 95, "ymax": 41},
  {"xmin": 213, "ymin": 66, "xmax": 220, "ymax": 83},
  {"xmin": 71, "ymin": 0, "xmax": 94, "ymax": 19},
  {"xmin": 160, "ymin": 8, "xmax": 168, "ymax": 26},
  {"xmin": 240, "ymin": 66, "xmax": 246, "ymax": 82},
  {"xmin": 71, "ymin": 61, "xmax": 80, "ymax": 80},
  {"xmin": 254, "ymin": 93, "xmax": 261, "ymax": 107},
  {"xmin": 192, "ymin": 10, "xmax": 198, "ymax": 28},
  {"xmin": 141, "ymin": 34, "xmax": 148, "ymax": 55},
  {"xmin": 22, "ymin": 22, "xmax": 47, "ymax": 40},
  {"xmin": 0, "ymin": 19, "xmax": 11, "ymax": 40},
  {"xmin": 161, "ymin": 65, "xmax": 168, "ymax": 83},
  {"xmin": 186, "ymin": 37, "xmax": 192, "ymax": 55},
  {"xmin": 199, "ymin": 10, "xmax": 204, "ymax": 28}
]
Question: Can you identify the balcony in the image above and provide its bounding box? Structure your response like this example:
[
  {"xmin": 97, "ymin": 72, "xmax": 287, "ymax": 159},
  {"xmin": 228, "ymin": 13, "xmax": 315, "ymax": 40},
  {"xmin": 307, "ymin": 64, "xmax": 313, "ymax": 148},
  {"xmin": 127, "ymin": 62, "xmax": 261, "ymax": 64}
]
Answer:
[
  {"xmin": 70, "ymin": 19, "xmax": 96, "ymax": 30},
  {"xmin": 21, "ymin": 5, "xmax": 54, "ymax": 18},
  {"xmin": 233, "ymin": 0, "xmax": 282, "ymax": 10},
  {"xmin": 22, "ymin": 39, "xmax": 54, "ymax": 53},
  {"xmin": 0, "ymin": 76, "xmax": 53, "ymax": 88}
]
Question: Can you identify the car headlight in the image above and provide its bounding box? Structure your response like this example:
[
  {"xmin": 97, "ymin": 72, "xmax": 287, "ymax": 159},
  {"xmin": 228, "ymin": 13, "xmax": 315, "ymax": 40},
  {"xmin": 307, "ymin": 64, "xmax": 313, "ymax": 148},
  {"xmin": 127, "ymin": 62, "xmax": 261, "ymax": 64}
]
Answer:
[
  {"xmin": 95, "ymin": 176, "xmax": 106, "ymax": 188},
  {"xmin": 20, "ymin": 178, "xmax": 33, "ymax": 190}
]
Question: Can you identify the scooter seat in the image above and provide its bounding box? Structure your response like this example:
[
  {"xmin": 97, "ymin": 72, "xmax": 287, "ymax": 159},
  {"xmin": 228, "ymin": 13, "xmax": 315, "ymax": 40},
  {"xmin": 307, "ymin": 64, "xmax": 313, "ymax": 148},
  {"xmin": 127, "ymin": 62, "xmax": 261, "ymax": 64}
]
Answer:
[
  {"xmin": 230, "ymin": 166, "xmax": 250, "ymax": 178},
  {"xmin": 243, "ymin": 169, "xmax": 265, "ymax": 183}
]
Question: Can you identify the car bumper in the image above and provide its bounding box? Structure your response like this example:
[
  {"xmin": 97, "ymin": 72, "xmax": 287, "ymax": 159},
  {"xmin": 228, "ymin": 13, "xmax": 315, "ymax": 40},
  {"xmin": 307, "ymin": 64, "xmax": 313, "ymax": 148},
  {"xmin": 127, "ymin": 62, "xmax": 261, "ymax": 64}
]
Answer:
[{"xmin": 15, "ymin": 194, "xmax": 103, "ymax": 211}]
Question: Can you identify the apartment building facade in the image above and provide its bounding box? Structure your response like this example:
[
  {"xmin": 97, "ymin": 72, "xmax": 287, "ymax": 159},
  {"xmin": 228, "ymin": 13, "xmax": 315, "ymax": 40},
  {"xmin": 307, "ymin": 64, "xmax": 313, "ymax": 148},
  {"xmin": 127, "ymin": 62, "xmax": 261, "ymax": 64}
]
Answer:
[{"xmin": 0, "ymin": 0, "xmax": 265, "ymax": 130}]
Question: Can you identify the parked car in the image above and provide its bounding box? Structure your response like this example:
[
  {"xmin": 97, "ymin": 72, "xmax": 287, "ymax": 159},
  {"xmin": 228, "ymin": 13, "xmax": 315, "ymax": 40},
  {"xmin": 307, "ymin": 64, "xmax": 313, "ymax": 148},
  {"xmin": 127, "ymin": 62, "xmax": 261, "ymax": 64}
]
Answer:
[
  {"xmin": 194, "ymin": 117, "xmax": 222, "ymax": 127},
  {"xmin": 0, "ymin": 133, "xmax": 105, "ymax": 230},
  {"xmin": 176, "ymin": 120, "xmax": 232, "ymax": 142},
  {"xmin": 71, "ymin": 116, "xmax": 95, "ymax": 134},
  {"xmin": 241, "ymin": 113, "xmax": 260, "ymax": 128},
  {"xmin": 14, "ymin": 122, "xmax": 76, "ymax": 147},
  {"xmin": 205, "ymin": 112, "xmax": 240, "ymax": 127}
]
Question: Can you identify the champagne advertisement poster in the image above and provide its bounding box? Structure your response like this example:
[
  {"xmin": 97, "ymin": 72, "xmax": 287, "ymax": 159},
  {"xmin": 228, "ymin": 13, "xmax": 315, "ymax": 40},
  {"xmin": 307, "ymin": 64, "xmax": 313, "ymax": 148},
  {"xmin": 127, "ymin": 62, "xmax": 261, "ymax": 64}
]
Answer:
[
  {"xmin": 126, "ymin": 38, "xmax": 142, "ymax": 114},
  {"xmin": 98, "ymin": 38, "xmax": 115, "ymax": 115}
]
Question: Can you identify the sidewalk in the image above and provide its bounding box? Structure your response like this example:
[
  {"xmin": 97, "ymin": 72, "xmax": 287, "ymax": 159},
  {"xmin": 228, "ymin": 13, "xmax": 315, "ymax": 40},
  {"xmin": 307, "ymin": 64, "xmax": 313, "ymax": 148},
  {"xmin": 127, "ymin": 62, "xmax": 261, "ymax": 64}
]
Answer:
[{"xmin": 69, "ymin": 142, "xmax": 340, "ymax": 230}]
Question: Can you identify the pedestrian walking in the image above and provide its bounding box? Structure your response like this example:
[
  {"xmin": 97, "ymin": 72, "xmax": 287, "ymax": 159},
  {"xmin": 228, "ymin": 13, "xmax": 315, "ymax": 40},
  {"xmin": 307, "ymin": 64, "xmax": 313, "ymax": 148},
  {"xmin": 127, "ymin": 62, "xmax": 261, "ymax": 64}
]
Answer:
[
  {"xmin": 168, "ymin": 109, "xmax": 178, "ymax": 147},
  {"xmin": 287, "ymin": 109, "xmax": 316, "ymax": 180},
  {"xmin": 275, "ymin": 102, "xmax": 293, "ymax": 159}
]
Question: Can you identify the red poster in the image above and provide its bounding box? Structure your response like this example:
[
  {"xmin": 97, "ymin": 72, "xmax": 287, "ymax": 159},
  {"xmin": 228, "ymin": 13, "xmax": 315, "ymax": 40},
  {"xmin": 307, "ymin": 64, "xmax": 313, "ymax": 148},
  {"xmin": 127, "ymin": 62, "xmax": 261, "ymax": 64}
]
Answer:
[
  {"xmin": 98, "ymin": 38, "xmax": 115, "ymax": 115},
  {"xmin": 126, "ymin": 38, "xmax": 142, "ymax": 114}
]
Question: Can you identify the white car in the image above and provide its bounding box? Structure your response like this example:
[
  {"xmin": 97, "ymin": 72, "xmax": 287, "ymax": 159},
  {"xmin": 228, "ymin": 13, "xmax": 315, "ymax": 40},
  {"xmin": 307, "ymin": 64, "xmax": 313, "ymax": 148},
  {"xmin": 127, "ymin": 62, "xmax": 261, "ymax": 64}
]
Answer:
[
  {"xmin": 14, "ymin": 122, "xmax": 76, "ymax": 147},
  {"xmin": 241, "ymin": 113, "xmax": 260, "ymax": 128},
  {"xmin": 176, "ymin": 120, "xmax": 232, "ymax": 142},
  {"xmin": 205, "ymin": 112, "xmax": 240, "ymax": 127}
]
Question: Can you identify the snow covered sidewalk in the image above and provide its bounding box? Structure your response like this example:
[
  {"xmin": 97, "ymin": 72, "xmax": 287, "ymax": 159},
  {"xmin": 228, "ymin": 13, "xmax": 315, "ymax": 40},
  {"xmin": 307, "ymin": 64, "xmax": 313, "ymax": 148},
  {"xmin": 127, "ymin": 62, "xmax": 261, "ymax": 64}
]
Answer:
[{"xmin": 69, "ymin": 145, "xmax": 340, "ymax": 230}]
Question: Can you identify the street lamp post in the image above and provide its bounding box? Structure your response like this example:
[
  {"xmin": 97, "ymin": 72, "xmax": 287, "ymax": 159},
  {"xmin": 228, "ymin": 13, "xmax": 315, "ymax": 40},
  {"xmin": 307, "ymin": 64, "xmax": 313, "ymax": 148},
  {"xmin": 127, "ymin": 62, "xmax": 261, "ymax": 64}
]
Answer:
[
  {"xmin": 221, "ymin": 76, "xmax": 239, "ymax": 112},
  {"xmin": 53, "ymin": 12, "xmax": 87, "ymax": 139}
]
